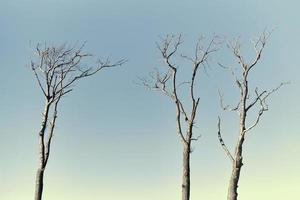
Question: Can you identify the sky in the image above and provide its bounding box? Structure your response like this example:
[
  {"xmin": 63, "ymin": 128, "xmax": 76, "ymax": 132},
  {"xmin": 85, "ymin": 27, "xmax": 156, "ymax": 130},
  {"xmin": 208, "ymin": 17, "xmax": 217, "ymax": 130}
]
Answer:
[{"xmin": 0, "ymin": 0, "xmax": 299, "ymax": 199}]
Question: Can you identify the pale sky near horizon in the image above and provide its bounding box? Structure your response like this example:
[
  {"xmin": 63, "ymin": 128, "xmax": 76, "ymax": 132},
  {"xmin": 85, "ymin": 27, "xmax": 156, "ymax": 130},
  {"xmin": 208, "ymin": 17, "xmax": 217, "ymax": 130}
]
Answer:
[{"xmin": 0, "ymin": 0, "xmax": 299, "ymax": 200}]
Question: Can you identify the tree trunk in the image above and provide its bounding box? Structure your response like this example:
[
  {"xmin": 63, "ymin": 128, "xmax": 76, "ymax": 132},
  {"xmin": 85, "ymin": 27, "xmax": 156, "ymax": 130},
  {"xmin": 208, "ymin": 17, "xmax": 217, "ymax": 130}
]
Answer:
[
  {"xmin": 34, "ymin": 134, "xmax": 46, "ymax": 200},
  {"xmin": 227, "ymin": 126, "xmax": 245, "ymax": 200},
  {"xmin": 182, "ymin": 145, "xmax": 191, "ymax": 200},
  {"xmin": 34, "ymin": 102, "xmax": 49, "ymax": 200},
  {"xmin": 227, "ymin": 89, "xmax": 247, "ymax": 200},
  {"xmin": 227, "ymin": 155, "xmax": 243, "ymax": 200},
  {"xmin": 34, "ymin": 168, "xmax": 44, "ymax": 200}
]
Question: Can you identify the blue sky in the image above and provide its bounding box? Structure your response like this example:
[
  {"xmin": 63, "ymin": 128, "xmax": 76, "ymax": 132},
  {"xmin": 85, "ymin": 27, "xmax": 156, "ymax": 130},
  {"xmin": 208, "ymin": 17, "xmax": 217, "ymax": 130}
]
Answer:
[{"xmin": 0, "ymin": 0, "xmax": 299, "ymax": 199}]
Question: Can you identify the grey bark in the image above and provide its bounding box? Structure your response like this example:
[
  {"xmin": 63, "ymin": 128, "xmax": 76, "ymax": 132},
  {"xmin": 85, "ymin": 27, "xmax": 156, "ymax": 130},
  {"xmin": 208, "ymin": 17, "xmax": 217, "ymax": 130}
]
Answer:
[
  {"xmin": 34, "ymin": 168, "xmax": 44, "ymax": 200},
  {"xmin": 182, "ymin": 144, "xmax": 191, "ymax": 200},
  {"xmin": 227, "ymin": 134, "xmax": 244, "ymax": 200},
  {"xmin": 34, "ymin": 102, "xmax": 50, "ymax": 200},
  {"xmin": 226, "ymin": 80, "xmax": 247, "ymax": 200}
]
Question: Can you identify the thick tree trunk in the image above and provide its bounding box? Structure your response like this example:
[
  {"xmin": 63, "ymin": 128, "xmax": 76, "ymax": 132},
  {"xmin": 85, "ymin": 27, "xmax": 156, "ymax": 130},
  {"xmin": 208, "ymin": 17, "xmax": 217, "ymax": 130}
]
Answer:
[
  {"xmin": 182, "ymin": 145, "xmax": 191, "ymax": 200},
  {"xmin": 34, "ymin": 168, "xmax": 44, "ymax": 200}
]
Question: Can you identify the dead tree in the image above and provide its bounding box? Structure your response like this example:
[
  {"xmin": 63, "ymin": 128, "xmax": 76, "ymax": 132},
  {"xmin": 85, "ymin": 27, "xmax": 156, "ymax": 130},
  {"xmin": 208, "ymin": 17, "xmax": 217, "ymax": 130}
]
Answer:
[
  {"xmin": 217, "ymin": 31, "xmax": 287, "ymax": 200},
  {"xmin": 140, "ymin": 35, "xmax": 220, "ymax": 200},
  {"xmin": 31, "ymin": 43, "xmax": 125, "ymax": 200}
]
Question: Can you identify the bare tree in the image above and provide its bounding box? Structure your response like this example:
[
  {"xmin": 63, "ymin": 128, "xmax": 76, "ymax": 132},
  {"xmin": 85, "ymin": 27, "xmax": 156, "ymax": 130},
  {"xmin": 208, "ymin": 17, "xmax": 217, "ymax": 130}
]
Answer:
[
  {"xmin": 31, "ymin": 42, "xmax": 126, "ymax": 200},
  {"xmin": 217, "ymin": 31, "xmax": 287, "ymax": 200},
  {"xmin": 140, "ymin": 34, "xmax": 220, "ymax": 200}
]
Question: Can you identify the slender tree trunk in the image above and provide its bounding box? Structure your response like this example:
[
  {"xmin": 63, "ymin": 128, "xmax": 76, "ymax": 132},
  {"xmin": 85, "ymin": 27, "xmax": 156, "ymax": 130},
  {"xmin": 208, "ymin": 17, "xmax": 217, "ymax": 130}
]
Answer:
[
  {"xmin": 227, "ymin": 152, "xmax": 243, "ymax": 200},
  {"xmin": 34, "ymin": 168, "xmax": 44, "ymax": 200},
  {"xmin": 35, "ymin": 133, "xmax": 46, "ymax": 200},
  {"xmin": 34, "ymin": 102, "xmax": 49, "ymax": 200},
  {"xmin": 227, "ymin": 105, "xmax": 246, "ymax": 200},
  {"xmin": 182, "ymin": 144, "xmax": 191, "ymax": 200}
]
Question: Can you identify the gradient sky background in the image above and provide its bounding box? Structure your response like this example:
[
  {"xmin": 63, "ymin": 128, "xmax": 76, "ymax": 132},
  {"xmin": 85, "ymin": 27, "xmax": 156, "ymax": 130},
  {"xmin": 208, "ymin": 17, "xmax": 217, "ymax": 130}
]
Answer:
[{"xmin": 0, "ymin": 0, "xmax": 299, "ymax": 199}]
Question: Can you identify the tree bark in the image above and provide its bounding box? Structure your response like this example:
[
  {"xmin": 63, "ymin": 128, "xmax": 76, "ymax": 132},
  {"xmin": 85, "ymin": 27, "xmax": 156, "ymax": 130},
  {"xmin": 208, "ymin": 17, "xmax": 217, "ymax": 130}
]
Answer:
[
  {"xmin": 34, "ymin": 102, "xmax": 49, "ymax": 200},
  {"xmin": 227, "ymin": 104, "xmax": 246, "ymax": 200},
  {"xmin": 34, "ymin": 168, "xmax": 44, "ymax": 200},
  {"xmin": 227, "ymin": 152, "xmax": 243, "ymax": 200},
  {"xmin": 182, "ymin": 144, "xmax": 191, "ymax": 200}
]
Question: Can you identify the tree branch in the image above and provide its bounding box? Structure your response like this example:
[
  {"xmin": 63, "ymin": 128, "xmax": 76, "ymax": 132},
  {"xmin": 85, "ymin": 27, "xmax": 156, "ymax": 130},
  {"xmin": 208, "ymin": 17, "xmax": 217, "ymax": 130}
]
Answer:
[
  {"xmin": 245, "ymin": 82, "xmax": 288, "ymax": 133},
  {"xmin": 217, "ymin": 117, "xmax": 234, "ymax": 163},
  {"xmin": 218, "ymin": 89, "xmax": 240, "ymax": 112}
]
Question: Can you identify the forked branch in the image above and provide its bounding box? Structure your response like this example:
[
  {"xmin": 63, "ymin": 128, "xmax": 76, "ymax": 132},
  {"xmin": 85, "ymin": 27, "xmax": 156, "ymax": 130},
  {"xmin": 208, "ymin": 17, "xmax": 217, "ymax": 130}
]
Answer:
[{"xmin": 245, "ymin": 82, "xmax": 288, "ymax": 133}]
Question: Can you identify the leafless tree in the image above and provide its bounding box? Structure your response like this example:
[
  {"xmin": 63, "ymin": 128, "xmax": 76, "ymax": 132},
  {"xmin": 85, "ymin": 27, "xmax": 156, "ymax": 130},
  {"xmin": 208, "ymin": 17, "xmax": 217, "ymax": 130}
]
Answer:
[
  {"xmin": 217, "ymin": 31, "xmax": 288, "ymax": 200},
  {"xmin": 140, "ymin": 34, "xmax": 220, "ymax": 200},
  {"xmin": 31, "ymin": 42, "xmax": 126, "ymax": 200}
]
